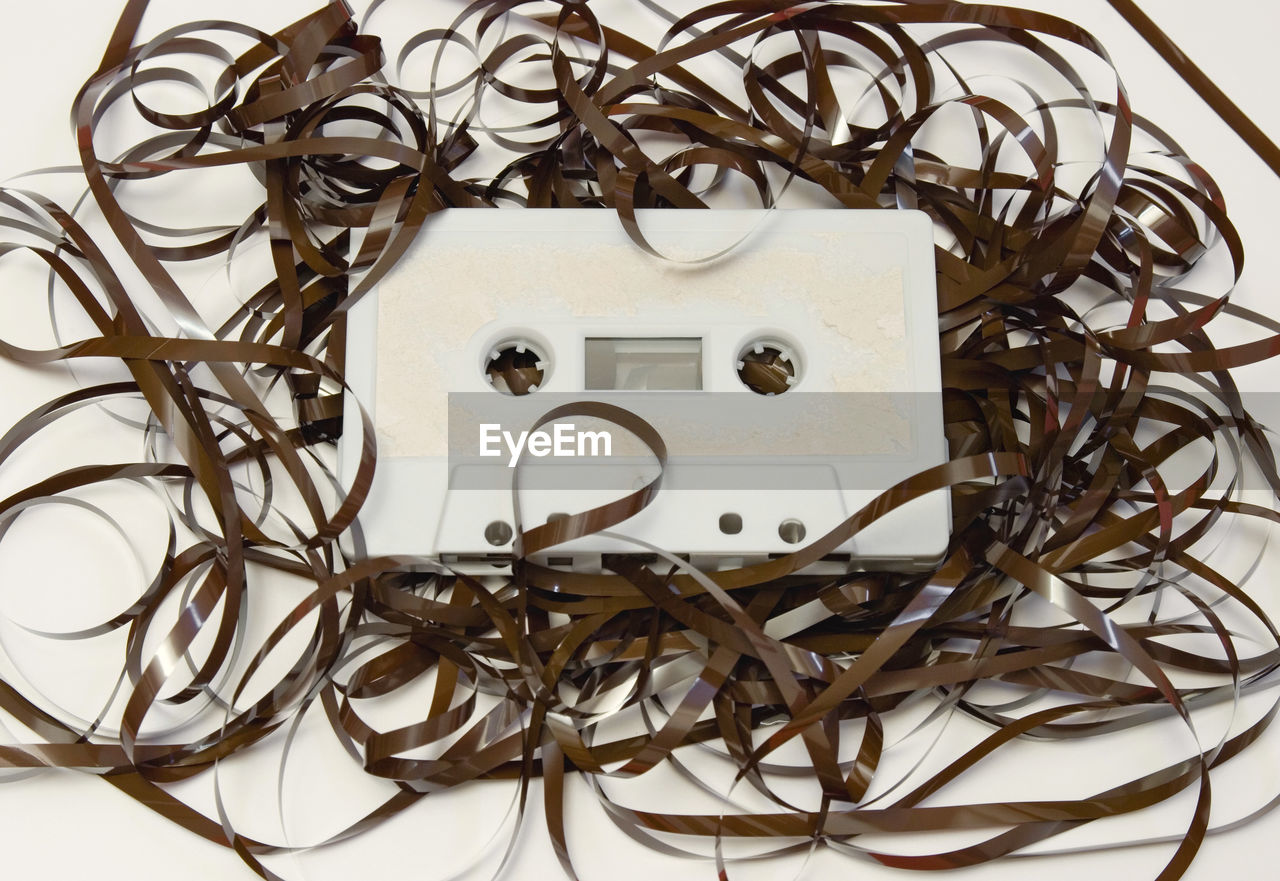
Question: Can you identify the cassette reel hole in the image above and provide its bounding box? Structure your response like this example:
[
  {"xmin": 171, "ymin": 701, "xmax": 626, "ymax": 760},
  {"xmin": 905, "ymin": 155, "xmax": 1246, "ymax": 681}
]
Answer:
[
  {"xmin": 719, "ymin": 513, "xmax": 743, "ymax": 535},
  {"xmin": 737, "ymin": 339, "xmax": 798, "ymax": 395},
  {"xmin": 485, "ymin": 340, "xmax": 547, "ymax": 395},
  {"xmin": 778, "ymin": 519, "xmax": 806, "ymax": 544}
]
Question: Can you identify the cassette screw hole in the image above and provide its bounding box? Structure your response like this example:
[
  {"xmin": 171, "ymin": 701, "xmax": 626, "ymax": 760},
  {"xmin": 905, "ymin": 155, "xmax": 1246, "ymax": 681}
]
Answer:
[
  {"xmin": 719, "ymin": 513, "xmax": 743, "ymax": 535},
  {"xmin": 486, "ymin": 342, "xmax": 546, "ymax": 395},
  {"xmin": 484, "ymin": 520, "xmax": 514, "ymax": 546},
  {"xmin": 738, "ymin": 342, "xmax": 796, "ymax": 395},
  {"xmin": 778, "ymin": 519, "xmax": 806, "ymax": 544}
]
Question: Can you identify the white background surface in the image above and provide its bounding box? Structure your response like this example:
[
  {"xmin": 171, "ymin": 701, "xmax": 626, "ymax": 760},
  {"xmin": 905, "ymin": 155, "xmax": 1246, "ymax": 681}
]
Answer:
[{"xmin": 0, "ymin": 1, "xmax": 1279, "ymax": 880}]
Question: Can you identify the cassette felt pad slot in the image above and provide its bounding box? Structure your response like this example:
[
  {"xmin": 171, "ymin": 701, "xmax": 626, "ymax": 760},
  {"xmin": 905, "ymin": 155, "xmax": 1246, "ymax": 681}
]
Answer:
[{"xmin": 339, "ymin": 209, "xmax": 949, "ymax": 573}]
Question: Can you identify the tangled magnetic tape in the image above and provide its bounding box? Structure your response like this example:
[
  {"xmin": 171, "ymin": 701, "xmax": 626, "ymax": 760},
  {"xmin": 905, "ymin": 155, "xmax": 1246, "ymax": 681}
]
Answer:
[{"xmin": 2, "ymin": 2, "xmax": 1280, "ymax": 880}]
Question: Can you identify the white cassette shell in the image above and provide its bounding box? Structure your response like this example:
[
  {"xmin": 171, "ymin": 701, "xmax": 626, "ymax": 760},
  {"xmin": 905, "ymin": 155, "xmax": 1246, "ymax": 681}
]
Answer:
[{"xmin": 339, "ymin": 209, "xmax": 950, "ymax": 573}]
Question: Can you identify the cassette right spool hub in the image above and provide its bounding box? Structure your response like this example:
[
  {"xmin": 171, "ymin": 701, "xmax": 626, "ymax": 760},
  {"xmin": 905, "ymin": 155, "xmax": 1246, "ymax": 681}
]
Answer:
[{"xmin": 737, "ymin": 338, "xmax": 798, "ymax": 395}]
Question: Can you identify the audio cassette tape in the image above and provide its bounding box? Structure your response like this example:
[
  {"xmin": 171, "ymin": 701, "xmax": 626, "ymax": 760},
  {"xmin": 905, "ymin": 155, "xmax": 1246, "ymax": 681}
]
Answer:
[{"xmin": 338, "ymin": 209, "xmax": 949, "ymax": 573}]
